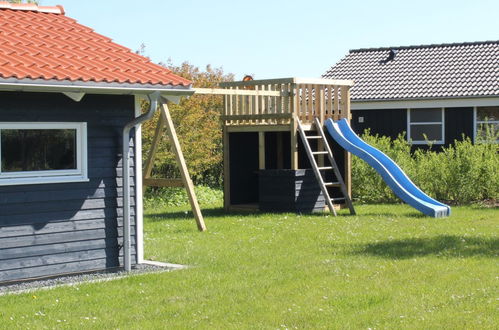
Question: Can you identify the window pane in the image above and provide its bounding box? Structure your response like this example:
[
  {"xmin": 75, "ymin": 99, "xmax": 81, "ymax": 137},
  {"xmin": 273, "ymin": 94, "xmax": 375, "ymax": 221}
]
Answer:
[
  {"xmin": 1, "ymin": 129, "xmax": 76, "ymax": 172},
  {"xmin": 476, "ymin": 123, "xmax": 499, "ymax": 143},
  {"xmin": 410, "ymin": 108, "xmax": 442, "ymax": 123},
  {"xmin": 477, "ymin": 106, "xmax": 498, "ymax": 121},
  {"xmin": 410, "ymin": 124, "xmax": 442, "ymax": 141}
]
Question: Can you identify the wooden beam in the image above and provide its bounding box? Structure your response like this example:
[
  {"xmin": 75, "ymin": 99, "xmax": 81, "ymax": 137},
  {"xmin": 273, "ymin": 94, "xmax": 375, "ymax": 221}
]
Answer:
[
  {"xmin": 160, "ymin": 99, "xmax": 206, "ymax": 232},
  {"xmin": 221, "ymin": 113, "xmax": 292, "ymax": 121},
  {"xmin": 219, "ymin": 77, "xmax": 354, "ymax": 87},
  {"xmin": 143, "ymin": 178, "xmax": 184, "ymax": 187},
  {"xmin": 226, "ymin": 125, "xmax": 291, "ymax": 133},
  {"xmin": 340, "ymin": 87, "xmax": 352, "ymax": 198},
  {"xmin": 223, "ymin": 126, "xmax": 230, "ymax": 210},
  {"xmin": 193, "ymin": 87, "xmax": 280, "ymax": 97},
  {"xmin": 291, "ymin": 118, "xmax": 299, "ymax": 170}
]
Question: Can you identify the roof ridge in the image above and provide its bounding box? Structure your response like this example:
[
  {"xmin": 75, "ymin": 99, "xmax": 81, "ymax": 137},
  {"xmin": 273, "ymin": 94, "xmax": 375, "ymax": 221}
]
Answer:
[
  {"xmin": 0, "ymin": 1, "xmax": 64, "ymax": 15},
  {"xmin": 350, "ymin": 40, "xmax": 499, "ymax": 53}
]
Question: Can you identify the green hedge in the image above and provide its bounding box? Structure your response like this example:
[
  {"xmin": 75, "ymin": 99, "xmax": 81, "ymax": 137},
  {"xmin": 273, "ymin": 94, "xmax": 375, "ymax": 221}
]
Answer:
[{"xmin": 351, "ymin": 130, "xmax": 498, "ymax": 204}]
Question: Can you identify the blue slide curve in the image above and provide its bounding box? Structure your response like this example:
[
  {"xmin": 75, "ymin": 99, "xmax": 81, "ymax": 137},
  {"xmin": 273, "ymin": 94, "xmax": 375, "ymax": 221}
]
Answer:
[{"xmin": 325, "ymin": 119, "xmax": 450, "ymax": 218}]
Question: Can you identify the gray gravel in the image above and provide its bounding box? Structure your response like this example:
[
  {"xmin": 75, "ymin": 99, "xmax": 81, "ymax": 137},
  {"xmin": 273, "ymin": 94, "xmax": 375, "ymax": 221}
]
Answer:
[{"xmin": 0, "ymin": 261, "xmax": 186, "ymax": 296}]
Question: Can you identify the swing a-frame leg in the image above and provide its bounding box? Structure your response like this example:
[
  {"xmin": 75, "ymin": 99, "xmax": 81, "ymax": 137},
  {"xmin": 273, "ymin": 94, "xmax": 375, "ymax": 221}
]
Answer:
[{"xmin": 143, "ymin": 98, "xmax": 206, "ymax": 231}]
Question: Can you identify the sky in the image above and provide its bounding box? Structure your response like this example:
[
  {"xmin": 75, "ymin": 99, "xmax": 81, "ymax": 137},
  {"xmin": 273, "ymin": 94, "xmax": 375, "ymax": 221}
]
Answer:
[{"xmin": 47, "ymin": 0, "xmax": 498, "ymax": 80}]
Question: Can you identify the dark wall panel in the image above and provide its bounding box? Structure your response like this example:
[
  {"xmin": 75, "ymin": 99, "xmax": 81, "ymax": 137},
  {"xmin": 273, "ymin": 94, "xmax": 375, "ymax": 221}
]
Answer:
[
  {"xmin": 351, "ymin": 109, "xmax": 407, "ymax": 139},
  {"xmin": 0, "ymin": 91, "xmax": 137, "ymax": 283},
  {"xmin": 229, "ymin": 132, "xmax": 259, "ymax": 204},
  {"xmin": 445, "ymin": 107, "xmax": 474, "ymax": 145}
]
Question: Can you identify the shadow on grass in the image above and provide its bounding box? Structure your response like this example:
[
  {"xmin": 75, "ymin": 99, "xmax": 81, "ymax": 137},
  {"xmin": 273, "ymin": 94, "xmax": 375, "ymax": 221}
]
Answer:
[
  {"xmin": 146, "ymin": 207, "xmax": 355, "ymax": 222},
  {"xmin": 351, "ymin": 235, "xmax": 498, "ymax": 259}
]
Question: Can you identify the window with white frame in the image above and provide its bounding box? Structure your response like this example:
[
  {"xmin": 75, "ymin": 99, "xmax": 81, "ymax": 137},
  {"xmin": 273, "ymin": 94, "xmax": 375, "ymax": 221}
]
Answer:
[
  {"xmin": 407, "ymin": 108, "xmax": 444, "ymax": 144},
  {"xmin": 0, "ymin": 122, "xmax": 88, "ymax": 185},
  {"xmin": 475, "ymin": 106, "xmax": 498, "ymax": 143}
]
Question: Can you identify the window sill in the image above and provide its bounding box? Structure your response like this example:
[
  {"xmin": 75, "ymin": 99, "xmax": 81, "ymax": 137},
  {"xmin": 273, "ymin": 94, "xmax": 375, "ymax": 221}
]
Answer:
[
  {"xmin": 0, "ymin": 175, "xmax": 89, "ymax": 186},
  {"xmin": 410, "ymin": 141, "xmax": 444, "ymax": 145}
]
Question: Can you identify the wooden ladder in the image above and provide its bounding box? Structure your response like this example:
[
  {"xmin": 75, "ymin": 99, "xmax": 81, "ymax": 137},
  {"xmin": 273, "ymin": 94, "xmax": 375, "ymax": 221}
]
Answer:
[{"xmin": 297, "ymin": 117, "xmax": 355, "ymax": 216}]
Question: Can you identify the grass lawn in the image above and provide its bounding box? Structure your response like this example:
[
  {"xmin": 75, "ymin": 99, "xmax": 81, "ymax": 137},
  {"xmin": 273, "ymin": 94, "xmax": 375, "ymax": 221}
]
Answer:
[{"xmin": 0, "ymin": 203, "xmax": 497, "ymax": 329}]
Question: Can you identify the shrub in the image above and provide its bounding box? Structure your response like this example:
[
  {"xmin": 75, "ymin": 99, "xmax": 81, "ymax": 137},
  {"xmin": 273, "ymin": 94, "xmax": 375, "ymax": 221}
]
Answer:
[
  {"xmin": 351, "ymin": 130, "xmax": 498, "ymax": 204},
  {"xmin": 144, "ymin": 186, "xmax": 223, "ymax": 208}
]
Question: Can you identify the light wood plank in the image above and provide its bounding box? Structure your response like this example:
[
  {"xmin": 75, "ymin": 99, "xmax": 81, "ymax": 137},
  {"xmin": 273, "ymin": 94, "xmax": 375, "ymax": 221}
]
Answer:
[
  {"xmin": 333, "ymin": 86, "xmax": 339, "ymax": 121},
  {"xmin": 193, "ymin": 88, "xmax": 280, "ymax": 96},
  {"xmin": 160, "ymin": 100, "xmax": 206, "ymax": 232},
  {"xmin": 223, "ymin": 126, "xmax": 230, "ymax": 210}
]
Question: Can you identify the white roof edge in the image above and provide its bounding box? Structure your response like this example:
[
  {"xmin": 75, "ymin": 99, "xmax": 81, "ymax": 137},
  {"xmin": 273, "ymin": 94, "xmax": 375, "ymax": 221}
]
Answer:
[
  {"xmin": 351, "ymin": 96, "xmax": 499, "ymax": 110},
  {"xmin": 0, "ymin": 78, "xmax": 194, "ymax": 96}
]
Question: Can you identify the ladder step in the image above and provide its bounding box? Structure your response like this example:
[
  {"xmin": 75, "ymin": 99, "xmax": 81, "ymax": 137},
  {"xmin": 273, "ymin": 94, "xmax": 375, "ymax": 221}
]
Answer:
[
  {"xmin": 331, "ymin": 197, "xmax": 346, "ymax": 202},
  {"xmin": 318, "ymin": 166, "xmax": 333, "ymax": 170},
  {"xmin": 306, "ymin": 135, "xmax": 322, "ymax": 139},
  {"xmin": 312, "ymin": 151, "xmax": 328, "ymax": 155},
  {"xmin": 324, "ymin": 182, "xmax": 341, "ymax": 187}
]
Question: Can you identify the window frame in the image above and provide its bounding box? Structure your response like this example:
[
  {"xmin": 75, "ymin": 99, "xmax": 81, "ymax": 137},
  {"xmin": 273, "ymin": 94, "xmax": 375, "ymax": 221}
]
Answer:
[
  {"xmin": 0, "ymin": 122, "xmax": 88, "ymax": 186},
  {"xmin": 473, "ymin": 106, "xmax": 498, "ymax": 144},
  {"xmin": 407, "ymin": 108, "xmax": 445, "ymax": 145}
]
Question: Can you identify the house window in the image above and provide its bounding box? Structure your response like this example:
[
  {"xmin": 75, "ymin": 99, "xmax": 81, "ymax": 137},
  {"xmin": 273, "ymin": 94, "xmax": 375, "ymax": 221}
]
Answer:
[
  {"xmin": 0, "ymin": 122, "xmax": 88, "ymax": 185},
  {"xmin": 475, "ymin": 106, "xmax": 498, "ymax": 143},
  {"xmin": 407, "ymin": 108, "xmax": 444, "ymax": 144}
]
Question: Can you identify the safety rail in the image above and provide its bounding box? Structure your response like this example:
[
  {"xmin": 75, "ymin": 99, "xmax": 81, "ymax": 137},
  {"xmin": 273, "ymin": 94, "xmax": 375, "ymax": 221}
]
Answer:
[{"xmin": 217, "ymin": 78, "xmax": 354, "ymax": 126}]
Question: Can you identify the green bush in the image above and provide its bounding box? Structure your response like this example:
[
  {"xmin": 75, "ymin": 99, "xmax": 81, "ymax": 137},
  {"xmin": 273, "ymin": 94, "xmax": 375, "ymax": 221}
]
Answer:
[
  {"xmin": 352, "ymin": 130, "xmax": 499, "ymax": 204},
  {"xmin": 144, "ymin": 185, "xmax": 223, "ymax": 208}
]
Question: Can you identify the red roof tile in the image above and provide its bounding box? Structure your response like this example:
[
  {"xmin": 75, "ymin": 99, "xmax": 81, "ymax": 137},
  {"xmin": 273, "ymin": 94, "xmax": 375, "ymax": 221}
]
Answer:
[{"xmin": 0, "ymin": 2, "xmax": 191, "ymax": 87}]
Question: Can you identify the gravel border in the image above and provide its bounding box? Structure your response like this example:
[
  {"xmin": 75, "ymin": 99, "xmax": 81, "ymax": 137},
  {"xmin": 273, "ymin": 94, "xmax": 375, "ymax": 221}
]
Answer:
[{"xmin": 0, "ymin": 260, "xmax": 187, "ymax": 296}]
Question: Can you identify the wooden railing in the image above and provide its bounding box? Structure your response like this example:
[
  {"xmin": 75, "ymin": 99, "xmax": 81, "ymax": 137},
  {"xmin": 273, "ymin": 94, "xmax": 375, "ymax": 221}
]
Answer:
[{"xmin": 217, "ymin": 78, "xmax": 354, "ymax": 126}]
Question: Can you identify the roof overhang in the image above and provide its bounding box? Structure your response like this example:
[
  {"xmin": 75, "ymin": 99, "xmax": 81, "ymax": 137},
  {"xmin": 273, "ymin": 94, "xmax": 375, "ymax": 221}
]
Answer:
[
  {"xmin": 351, "ymin": 96, "xmax": 499, "ymax": 110},
  {"xmin": 0, "ymin": 78, "xmax": 194, "ymax": 99}
]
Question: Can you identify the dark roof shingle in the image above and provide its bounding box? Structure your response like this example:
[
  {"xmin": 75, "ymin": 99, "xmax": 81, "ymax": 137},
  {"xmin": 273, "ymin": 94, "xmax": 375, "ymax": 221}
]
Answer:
[{"xmin": 322, "ymin": 41, "xmax": 498, "ymax": 101}]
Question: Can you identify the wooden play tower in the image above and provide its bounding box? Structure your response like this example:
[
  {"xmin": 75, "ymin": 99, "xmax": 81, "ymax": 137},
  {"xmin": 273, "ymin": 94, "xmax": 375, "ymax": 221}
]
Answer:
[
  {"xmin": 143, "ymin": 77, "xmax": 355, "ymax": 232},
  {"xmin": 214, "ymin": 77, "xmax": 355, "ymax": 213}
]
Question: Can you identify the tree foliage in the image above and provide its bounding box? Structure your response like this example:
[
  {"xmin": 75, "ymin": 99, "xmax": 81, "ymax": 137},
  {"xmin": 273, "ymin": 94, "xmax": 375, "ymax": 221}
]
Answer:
[{"xmin": 141, "ymin": 61, "xmax": 234, "ymax": 187}]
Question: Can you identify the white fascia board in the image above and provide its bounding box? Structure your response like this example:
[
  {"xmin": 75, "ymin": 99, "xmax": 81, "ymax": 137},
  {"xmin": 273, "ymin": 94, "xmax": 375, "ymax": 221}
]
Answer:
[
  {"xmin": 0, "ymin": 78, "xmax": 194, "ymax": 97},
  {"xmin": 351, "ymin": 97, "xmax": 499, "ymax": 110}
]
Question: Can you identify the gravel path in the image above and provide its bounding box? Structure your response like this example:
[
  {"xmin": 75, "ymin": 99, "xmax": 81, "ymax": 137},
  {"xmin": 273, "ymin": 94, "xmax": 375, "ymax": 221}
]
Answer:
[{"xmin": 0, "ymin": 261, "xmax": 187, "ymax": 296}]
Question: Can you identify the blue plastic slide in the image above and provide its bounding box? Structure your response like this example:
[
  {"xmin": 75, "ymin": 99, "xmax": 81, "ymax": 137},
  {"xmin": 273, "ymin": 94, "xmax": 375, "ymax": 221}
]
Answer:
[{"xmin": 325, "ymin": 119, "xmax": 450, "ymax": 218}]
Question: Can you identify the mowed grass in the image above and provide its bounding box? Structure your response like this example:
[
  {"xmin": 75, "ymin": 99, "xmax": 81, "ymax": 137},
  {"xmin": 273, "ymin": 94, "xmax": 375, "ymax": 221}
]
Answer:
[{"xmin": 0, "ymin": 203, "xmax": 497, "ymax": 329}]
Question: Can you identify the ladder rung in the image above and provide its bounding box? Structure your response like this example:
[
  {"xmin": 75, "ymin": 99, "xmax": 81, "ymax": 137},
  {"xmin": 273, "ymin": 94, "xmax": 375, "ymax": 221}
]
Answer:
[
  {"xmin": 331, "ymin": 197, "xmax": 346, "ymax": 202},
  {"xmin": 306, "ymin": 135, "xmax": 322, "ymax": 139},
  {"xmin": 318, "ymin": 166, "xmax": 333, "ymax": 170},
  {"xmin": 324, "ymin": 182, "xmax": 341, "ymax": 187},
  {"xmin": 312, "ymin": 151, "xmax": 328, "ymax": 155}
]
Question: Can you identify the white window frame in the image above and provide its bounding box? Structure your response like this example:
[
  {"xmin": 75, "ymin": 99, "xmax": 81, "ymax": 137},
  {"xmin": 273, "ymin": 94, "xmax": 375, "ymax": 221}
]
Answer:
[
  {"xmin": 0, "ymin": 122, "xmax": 88, "ymax": 186},
  {"xmin": 407, "ymin": 108, "xmax": 445, "ymax": 145},
  {"xmin": 473, "ymin": 106, "xmax": 498, "ymax": 144}
]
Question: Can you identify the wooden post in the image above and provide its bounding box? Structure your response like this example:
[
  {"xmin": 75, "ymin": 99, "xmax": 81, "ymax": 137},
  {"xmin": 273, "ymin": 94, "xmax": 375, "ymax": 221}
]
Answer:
[
  {"xmin": 258, "ymin": 131, "xmax": 265, "ymax": 170},
  {"xmin": 317, "ymin": 85, "xmax": 325, "ymax": 167},
  {"xmin": 340, "ymin": 87, "xmax": 352, "ymax": 198},
  {"xmin": 223, "ymin": 126, "xmax": 230, "ymax": 210},
  {"xmin": 160, "ymin": 99, "xmax": 206, "ymax": 231},
  {"xmin": 291, "ymin": 85, "xmax": 299, "ymax": 170}
]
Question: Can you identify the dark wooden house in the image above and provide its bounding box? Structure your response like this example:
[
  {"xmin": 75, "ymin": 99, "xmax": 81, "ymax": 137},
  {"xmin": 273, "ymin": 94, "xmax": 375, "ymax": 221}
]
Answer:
[
  {"xmin": 323, "ymin": 41, "xmax": 498, "ymax": 146},
  {"xmin": 0, "ymin": 2, "xmax": 192, "ymax": 283}
]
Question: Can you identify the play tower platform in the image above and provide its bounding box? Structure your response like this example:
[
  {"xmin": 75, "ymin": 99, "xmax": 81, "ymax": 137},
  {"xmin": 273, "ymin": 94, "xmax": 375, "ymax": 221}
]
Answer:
[{"xmin": 215, "ymin": 78, "xmax": 354, "ymax": 212}]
